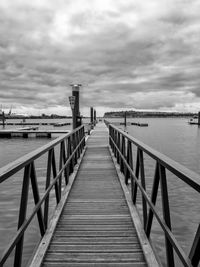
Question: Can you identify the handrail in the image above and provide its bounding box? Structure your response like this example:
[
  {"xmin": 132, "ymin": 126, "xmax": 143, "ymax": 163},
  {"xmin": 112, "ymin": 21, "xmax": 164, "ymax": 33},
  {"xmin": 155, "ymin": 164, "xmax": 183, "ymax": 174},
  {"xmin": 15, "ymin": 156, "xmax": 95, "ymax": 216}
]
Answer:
[
  {"xmin": 108, "ymin": 122, "xmax": 200, "ymax": 267},
  {"xmin": 0, "ymin": 125, "xmax": 85, "ymax": 266}
]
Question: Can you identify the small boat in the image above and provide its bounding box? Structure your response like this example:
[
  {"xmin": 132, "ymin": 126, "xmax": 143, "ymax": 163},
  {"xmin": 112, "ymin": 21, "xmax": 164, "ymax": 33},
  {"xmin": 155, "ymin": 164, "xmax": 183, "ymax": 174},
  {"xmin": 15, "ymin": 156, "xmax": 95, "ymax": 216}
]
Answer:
[{"xmin": 188, "ymin": 116, "xmax": 199, "ymax": 125}]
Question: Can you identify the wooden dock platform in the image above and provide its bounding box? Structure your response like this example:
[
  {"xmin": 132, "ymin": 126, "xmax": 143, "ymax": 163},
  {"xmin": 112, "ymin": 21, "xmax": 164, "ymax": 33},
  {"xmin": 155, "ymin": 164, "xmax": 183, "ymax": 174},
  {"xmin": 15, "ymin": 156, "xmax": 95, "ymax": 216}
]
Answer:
[
  {"xmin": 30, "ymin": 123, "xmax": 158, "ymax": 267},
  {"xmin": 0, "ymin": 130, "xmax": 69, "ymax": 138}
]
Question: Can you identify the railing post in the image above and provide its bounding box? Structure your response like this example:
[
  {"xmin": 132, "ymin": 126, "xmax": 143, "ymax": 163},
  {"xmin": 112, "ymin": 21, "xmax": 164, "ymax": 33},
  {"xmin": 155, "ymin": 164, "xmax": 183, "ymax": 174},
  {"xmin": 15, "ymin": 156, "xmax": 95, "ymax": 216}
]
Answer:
[
  {"xmin": 58, "ymin": 142, "xmax": 64, "ymax": 197},
  {"xmin": 14, "ymin": 164, "xmax": 31, "ymax": 267},
  {"xmin": 109, "ymin": 125, "xmax": 111, "ymax": 147},
  {"xmin": 52, "ymin": 149, "xmax": 60, "ymax": 204},
  {"xmin": 62, "ymin": 139, "xmax": 68, "ymax": 184},
  {"xmin": 138, "ymin": 149, "xmax": 147, "ymax": 228},
  {"xmin": 82, "ymin": 126, "xmax": 85, "ymax": 149},
  {"xmin": 109, "ymin": 125, "xmax": 114, "ymax": 152},
  {"xmin": 30, "ymin": 162, "xmax": 45, "ymax": 236},
  {"xmin": 64, "ymin": 139, "xmax": 70, "ymax": 185},
  {"xmin": 73, "ymin": 133, "xmax": 78, "ymax": 165},
  {"xmin": 76, "ymin": 131, "xmax": 79, "ymax": 158},
  {"xmin": 133, "ymin": 148, "xmax": 140, "ymax": 204},
  {"xmin": 114, "ymin": 129, "xmax": 117, "ymax": 157},
  {"xmin": 145, "ymin": 162, "xmax": 160, "ymax": 237},
  {"xmin": 159, "ymin": 164, "xmax": 175, "ymax": 267},
  {"xmin": 44, "ymin": 149, "xmax": 53, "ymax": 229},
  {"xmin": 117, "ymin": 132, "xmax": 120, "ymax": 164},
  {"xmin": 125, "ymin": 140, "xmax": 133, "ymax": 185},
  {"xmin": 68, "ymin": 136, "xmax": 74, "ymax": 174},
  {"xmin": 120, "ymin": 135, "xmax": 125, "ymax": 174},
  {"xmin": 77, "ymin": 130, "xmax": 81, "ymax": 159}
]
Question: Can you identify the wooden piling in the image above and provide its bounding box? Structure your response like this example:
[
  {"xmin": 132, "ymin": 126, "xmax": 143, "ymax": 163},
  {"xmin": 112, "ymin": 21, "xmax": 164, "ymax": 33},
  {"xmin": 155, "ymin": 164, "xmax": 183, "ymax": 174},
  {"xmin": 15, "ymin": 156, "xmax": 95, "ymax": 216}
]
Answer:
[
  {"xmin": 90, "ymin": 107, "xmax": 94, "ymax": 128},
  {"xmin": 71, "ymin": 84, "xmax": 82, "ymax": 129},
  {"xmin": 94, "ymin": 109, "xmax": 96, "ymax": 125},
  {"xmin": 124, "ymin": 111, "xmax": 127, "ymax": 127},
  {"xmin": 0, "ymin": 111, "xmax": 6, "ymax": 127}
]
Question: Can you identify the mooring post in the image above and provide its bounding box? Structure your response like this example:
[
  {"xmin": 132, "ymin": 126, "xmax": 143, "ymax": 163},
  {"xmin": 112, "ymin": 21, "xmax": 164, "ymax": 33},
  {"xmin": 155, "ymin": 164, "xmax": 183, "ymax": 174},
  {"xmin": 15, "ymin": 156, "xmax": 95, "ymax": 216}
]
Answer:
[
  {"xmin": 94, "ymin": 109, "xmax": 96, "ymax": 126},
  {"xmin": 70, "ymin": 84, "xmax": 82, "ymax": 129},
  {"xmin": 1, "ymin": 111, "xmax": 6, "ymax": 128},
  {"xmin": 124, "ymin": 111, "xmax": 127, "ymax": 127},
  {"xmin": 90, "ymin": 107, "xmax": 94, "ymax": 129}
]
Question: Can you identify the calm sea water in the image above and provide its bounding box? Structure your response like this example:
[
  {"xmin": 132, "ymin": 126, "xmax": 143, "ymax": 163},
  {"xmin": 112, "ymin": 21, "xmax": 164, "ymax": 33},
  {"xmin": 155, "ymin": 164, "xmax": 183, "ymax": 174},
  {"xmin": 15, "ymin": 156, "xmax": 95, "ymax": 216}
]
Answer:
[{"xmin": 0, "ymin": 117, "xmax": 200, "ymax": 266}]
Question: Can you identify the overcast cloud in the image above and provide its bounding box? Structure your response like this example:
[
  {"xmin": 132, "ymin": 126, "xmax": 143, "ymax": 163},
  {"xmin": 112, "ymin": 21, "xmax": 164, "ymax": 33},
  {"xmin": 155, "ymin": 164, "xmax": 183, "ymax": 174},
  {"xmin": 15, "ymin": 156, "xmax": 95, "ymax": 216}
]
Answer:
[{"xmin": 0, "ymin": 0, "xmax": 200, "ymax": 116}]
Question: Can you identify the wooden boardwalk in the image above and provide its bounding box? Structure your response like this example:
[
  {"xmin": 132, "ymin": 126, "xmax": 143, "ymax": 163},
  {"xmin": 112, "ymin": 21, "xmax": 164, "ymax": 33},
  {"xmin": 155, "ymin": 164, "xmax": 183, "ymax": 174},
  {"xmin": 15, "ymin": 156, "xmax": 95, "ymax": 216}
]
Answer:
[{"xmin": 31, "ymin": 123, "xmax": 157, "ymax": 267}]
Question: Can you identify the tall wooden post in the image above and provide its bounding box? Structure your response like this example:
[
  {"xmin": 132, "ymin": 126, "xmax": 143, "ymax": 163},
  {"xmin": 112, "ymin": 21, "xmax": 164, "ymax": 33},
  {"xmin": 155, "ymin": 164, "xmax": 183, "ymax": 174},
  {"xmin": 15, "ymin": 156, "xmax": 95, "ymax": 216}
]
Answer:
[
  {"xmin": 90, "ymin": 107, "xmax": 94, "ymax": 128},
  {"xmin": 0, "ymin": 111, "xmax": 6, "ymax": 128},
  {"xmin": 70, "ymin": 84, "xmax": 82, "ymax": 129},
  {"xmin": 124, "ymin": 111, "xmax": 127, "ymax": 127},
  {"xmin": 198, "ymin": 112, "xmax": 200, "ymax": 125},
  {"xmin": 94, "ymin": 109, "xmax": 96, "ymax": 125}
]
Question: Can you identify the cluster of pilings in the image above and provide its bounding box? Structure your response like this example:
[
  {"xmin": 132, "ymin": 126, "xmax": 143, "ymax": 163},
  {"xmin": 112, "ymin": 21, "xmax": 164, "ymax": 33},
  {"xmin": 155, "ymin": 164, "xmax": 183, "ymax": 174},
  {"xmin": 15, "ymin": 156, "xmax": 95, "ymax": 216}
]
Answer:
[{"xmin": 90, "ymin": 107, "xmax": 97, "ymax": 129}]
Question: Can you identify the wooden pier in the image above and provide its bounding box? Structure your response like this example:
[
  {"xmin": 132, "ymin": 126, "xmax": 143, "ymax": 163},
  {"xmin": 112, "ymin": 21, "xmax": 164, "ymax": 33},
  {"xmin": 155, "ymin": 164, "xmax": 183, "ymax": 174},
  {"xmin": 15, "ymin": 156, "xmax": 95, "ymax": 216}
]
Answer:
[
  {"xmin": 1, "ymin": 122, "xmax": 200, "ymax": 267},
  {"xmin": 30, "ymin": 123, "xmax": 157, "ymax": 266}
]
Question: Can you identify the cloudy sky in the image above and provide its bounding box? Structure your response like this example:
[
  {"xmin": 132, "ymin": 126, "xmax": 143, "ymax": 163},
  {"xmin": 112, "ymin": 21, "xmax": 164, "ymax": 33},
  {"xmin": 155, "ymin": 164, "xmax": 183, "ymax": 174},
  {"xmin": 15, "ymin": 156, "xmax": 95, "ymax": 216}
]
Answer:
[{"xmin": 0, "ymin": 0, "xmax": 200, "ymax": 116}]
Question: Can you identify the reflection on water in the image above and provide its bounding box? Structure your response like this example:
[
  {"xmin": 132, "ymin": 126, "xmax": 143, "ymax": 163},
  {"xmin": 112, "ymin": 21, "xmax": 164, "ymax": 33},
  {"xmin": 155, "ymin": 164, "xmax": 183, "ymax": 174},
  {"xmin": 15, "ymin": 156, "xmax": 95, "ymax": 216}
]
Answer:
[{"xmin": 0, "ymin": 118, "xmax": 200, "ymax": 266}]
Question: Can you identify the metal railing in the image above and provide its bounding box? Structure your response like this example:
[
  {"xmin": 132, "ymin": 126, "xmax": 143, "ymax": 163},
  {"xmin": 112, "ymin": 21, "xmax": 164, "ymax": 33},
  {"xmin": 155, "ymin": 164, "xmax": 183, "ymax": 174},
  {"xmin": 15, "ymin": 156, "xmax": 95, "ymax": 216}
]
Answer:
[
  {"xmin": 0, "ymin": 125, "xmax": 85, "ymax": 266},
  {"xmin": 108, "ymin": 122, "xmax": 200, "ymax": 267}
]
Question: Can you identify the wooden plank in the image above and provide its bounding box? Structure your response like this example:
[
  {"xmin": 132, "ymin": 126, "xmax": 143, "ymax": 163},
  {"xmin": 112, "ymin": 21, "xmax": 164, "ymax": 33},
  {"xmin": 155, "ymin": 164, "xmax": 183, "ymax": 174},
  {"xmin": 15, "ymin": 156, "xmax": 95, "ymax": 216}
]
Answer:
[
  {"xmin": 51, "ymin": 236, "xmax": 141, "ymax": 243},
  {"xmin": 42, "ymin": 263, "xmax": 147, "ymax": 267},
  {"xmin": 44, "ymin": 252, "xmax": 145, "ymax": 262},
  {"xmin": 48, "ymin": 244, "xmax": 141, "ymax": 251}
]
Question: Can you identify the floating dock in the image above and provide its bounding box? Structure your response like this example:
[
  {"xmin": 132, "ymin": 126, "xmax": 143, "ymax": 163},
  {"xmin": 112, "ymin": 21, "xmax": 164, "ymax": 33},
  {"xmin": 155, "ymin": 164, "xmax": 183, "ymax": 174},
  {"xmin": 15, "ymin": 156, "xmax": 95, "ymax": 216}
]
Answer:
[
  {"xmin": 53, "ymin": 122, "xmax": 70, "ymax": 127},
  {"xmin": 0, "ymin": 130, "xmax": 69, "ymax": 138},
  {"xmin": 119, "ymin": 122, "xmax": 148, "ymax": 127},
  {"xmin": 16, "ymin": 126, "xmax": 39, "ymax": 131},
  {"xmin": 188, "ymin": 121, "xmax": 200, "ymax": 125},
  {"xmin": 119, "ymin": 122, "xmax": 131, "ymax": 126},
  {"xmin": 131, "ymin": 122, "xmax": 148, "ymax": 127}
]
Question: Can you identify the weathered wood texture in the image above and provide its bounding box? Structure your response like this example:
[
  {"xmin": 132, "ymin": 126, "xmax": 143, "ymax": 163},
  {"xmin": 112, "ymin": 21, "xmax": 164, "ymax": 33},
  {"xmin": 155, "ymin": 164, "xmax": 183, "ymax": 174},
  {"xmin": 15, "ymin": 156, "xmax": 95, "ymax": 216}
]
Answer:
[{"xmin": 41, "ymin": 123, "xmax": 147, "ymax": 267}]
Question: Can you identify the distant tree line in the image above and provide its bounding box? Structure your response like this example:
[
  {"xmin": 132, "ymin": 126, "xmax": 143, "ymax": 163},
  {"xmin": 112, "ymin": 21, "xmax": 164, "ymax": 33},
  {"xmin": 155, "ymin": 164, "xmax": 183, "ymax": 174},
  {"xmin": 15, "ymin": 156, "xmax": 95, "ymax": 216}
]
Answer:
[
  {"xmin": 6, "ymin": 114, "xmax": 71, "ymax": 119},
  {"xmin": 104, "ymin": 111, "xmax": 196, "ymax": 118}
]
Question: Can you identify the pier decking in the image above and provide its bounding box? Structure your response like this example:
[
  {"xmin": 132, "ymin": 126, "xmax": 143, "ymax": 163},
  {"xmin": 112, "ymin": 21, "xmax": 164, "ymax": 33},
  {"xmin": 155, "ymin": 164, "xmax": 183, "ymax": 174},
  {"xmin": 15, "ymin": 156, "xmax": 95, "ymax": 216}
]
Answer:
[{"xmin": 30, "ymin": 123, "xmax": 157, "ymax": 267}]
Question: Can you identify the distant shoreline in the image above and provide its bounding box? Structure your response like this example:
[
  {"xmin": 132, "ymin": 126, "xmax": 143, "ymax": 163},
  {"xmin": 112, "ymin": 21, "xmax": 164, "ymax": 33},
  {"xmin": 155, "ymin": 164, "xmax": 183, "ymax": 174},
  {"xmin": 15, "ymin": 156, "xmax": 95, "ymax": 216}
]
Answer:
[
  {"xmin": 4, "ymin": 116, "xmax": 90, "ymax": 119},
  {"xmin": 104, "ymin": 111, "xmax": 196, "ymax": 118}
]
